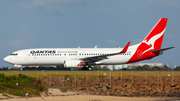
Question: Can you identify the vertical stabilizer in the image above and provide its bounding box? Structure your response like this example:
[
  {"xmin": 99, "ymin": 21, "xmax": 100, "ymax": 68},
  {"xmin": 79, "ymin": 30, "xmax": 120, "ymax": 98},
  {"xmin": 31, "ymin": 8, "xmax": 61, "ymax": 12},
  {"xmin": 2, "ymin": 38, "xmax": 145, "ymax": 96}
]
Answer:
[
  {"xmin": 127, "ymin": 18, "xmax": 168, "ymax": 63},
  {"xmin": 142, "ymin": 18, "xmax": 168, "ymax": 51}
]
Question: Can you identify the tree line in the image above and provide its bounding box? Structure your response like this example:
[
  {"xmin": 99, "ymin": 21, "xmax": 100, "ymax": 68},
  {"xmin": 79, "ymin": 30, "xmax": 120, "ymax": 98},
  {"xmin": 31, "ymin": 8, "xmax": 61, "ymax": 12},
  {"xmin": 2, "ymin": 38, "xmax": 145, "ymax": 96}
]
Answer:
[{"xmin": 1, "ymin": 65, "xmax": 180, "ymax": 71}]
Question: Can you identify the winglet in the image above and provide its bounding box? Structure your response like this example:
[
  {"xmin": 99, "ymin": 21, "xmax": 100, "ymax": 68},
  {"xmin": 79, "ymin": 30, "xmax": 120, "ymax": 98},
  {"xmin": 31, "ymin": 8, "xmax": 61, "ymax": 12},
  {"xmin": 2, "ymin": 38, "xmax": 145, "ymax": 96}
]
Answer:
[{"xmin": 120, "ymin": 41, "xmax": 130, "ymax": 53}]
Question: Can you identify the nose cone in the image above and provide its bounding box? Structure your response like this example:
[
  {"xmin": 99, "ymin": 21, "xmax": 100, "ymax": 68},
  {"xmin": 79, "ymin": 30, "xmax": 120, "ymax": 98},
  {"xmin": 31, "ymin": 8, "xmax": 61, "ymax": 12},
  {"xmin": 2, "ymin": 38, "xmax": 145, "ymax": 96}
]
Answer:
[
  {"xmin": 4, "ymin": 56, "xmax": 8, "ymax": 62},
  {"xmin": 4, "ymin": 56, "xmax": 11, "ymax": 64}
]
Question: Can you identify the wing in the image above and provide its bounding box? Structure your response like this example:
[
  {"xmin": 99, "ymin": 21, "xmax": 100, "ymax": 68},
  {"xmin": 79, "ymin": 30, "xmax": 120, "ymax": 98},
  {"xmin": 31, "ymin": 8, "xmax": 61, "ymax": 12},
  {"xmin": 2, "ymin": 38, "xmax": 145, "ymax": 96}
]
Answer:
[{"xmin": 79, "ymin": 41, "xmax": 130, "ymax": 62}]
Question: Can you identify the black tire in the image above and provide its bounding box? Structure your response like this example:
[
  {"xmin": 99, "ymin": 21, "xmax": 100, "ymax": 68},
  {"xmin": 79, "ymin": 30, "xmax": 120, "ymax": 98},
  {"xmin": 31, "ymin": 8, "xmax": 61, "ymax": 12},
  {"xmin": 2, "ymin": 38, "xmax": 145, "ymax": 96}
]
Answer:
[
  {"xmin": 88, "ymin": 67, "xmax": 93, "ymax": 71},
  {"xmin": 82, "ymin": 67, "xmax": 88, "ymax": 70}
]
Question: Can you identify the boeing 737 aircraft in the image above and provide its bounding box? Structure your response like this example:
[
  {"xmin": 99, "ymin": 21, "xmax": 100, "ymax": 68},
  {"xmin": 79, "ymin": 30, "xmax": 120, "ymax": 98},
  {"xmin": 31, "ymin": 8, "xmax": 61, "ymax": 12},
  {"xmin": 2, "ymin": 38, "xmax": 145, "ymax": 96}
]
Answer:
[{"xmin": 4, "ymin": 18, "xmax": 174, "ymax": 70}]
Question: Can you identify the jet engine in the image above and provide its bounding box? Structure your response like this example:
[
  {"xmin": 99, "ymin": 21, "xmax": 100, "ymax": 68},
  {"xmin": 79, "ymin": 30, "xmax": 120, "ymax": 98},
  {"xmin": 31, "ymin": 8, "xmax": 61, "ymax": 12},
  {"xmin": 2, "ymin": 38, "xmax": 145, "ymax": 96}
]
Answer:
[{"xmin": 64, "ymin": 60, "xmax": 84, "ymax": 68}]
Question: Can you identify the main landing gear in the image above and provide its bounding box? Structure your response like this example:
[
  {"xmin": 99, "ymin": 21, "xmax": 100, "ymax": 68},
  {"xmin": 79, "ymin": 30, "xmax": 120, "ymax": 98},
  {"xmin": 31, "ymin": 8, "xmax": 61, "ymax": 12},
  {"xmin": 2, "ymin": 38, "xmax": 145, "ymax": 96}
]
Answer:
[{"xmin": 82, "ymin": 66, "xmax": 93, "ymax": 71}]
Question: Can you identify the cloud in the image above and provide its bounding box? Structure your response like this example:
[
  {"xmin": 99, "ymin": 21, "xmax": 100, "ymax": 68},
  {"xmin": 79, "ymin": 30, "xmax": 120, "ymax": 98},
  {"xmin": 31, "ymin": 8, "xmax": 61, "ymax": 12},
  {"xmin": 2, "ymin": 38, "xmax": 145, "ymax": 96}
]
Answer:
[
  {"xmin": 18, "ymin": 0, "xmax": 89, "ymax": 15},
  {"xmin": 106, "ymin": 39, "xmax": 117, "ymax": 45},
  {"xmin": 8, "ymin": 40, "xmax": 27, "ymax": 49},
  {"xmin": 8, "ymin": 24, "xmax": 33, "ymax": 49}
]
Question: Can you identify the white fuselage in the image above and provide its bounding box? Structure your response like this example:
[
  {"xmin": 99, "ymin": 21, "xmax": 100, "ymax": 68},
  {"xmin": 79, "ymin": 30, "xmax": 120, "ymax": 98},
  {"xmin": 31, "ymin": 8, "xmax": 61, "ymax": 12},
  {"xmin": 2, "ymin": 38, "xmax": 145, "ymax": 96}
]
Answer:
[{"xmin": 4, "ymin": 47, "xmax": 137, "ymax": 66}]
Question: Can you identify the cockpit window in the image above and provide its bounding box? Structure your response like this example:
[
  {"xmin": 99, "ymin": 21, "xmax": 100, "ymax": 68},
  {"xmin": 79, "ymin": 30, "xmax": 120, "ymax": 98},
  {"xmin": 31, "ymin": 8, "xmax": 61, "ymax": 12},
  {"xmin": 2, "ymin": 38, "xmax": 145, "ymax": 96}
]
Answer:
[{"xmin": 10, "ymin": 53, "xmax": 18, "ymax": 56}]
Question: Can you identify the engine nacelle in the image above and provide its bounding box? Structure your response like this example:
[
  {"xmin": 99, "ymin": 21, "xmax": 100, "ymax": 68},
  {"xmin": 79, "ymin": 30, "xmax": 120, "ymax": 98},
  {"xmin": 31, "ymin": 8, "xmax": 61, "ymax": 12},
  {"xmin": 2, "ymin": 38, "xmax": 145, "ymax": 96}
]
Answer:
[
  {"xmin": 14, "ymin": 64, "xmax": 22, "ymax": 68},
  {"xmin": 64, "ymin": 60, "xmax": 83, "ymax": 68}
]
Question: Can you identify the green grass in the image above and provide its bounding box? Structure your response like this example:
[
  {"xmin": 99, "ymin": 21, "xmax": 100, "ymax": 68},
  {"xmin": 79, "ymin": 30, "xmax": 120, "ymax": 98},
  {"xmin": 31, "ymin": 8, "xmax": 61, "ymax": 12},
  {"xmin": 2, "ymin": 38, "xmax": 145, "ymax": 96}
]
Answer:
[
  {"xmin": 0, "ymin": 71, "xmax": 179, "ymax": 77},
  {"xmin": 2, "ymin": 93, "xmax": 10, "ymax": 98},
  {"xmin": 0, "ymin": 73, "xmax": 46, "ymax": 97}
]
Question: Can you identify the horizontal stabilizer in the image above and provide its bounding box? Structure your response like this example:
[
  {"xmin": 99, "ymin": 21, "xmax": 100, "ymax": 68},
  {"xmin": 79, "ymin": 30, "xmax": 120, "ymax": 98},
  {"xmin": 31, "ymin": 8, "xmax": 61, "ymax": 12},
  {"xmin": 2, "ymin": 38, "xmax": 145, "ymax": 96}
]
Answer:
[{"xmin": 151, "ymin": 47, "xmax": 175, "ymax": 53}]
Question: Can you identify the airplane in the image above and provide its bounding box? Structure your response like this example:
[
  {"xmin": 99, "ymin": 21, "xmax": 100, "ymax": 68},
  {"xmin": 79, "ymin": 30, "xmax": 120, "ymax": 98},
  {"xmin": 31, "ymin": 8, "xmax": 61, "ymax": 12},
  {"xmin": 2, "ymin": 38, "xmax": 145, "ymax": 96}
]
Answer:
[{"xmin": 4, "ymin": 18, "xmax": 174, "ymax": 70}]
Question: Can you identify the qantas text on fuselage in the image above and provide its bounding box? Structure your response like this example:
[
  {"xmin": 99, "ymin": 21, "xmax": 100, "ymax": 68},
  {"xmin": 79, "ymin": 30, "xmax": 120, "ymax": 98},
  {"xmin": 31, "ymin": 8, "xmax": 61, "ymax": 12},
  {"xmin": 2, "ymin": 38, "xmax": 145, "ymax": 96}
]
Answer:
[
  {"xmin": 30, "ymin": 50, "xmax": 56, "ymax": 54},
  {"xmin": 4, "ymin": 18, "xmax": 174, "ymax": 70}
]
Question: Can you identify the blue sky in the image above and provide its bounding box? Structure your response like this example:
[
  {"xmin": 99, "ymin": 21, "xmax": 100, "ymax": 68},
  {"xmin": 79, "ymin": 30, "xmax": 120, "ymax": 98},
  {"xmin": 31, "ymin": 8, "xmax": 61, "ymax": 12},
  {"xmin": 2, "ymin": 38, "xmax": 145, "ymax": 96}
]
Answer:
[{"xmin": 0, "ymin": 0, "xmax": 179, "ymax": 67}]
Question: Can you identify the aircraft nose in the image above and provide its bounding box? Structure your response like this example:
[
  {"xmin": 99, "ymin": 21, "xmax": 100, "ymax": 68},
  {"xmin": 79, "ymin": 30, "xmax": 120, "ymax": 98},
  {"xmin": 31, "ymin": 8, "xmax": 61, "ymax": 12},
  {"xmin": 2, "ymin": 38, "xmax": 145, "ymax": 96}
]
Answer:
[{"xmin": 4, "ymin": 56, "xmax": 11, "ymax": 63}]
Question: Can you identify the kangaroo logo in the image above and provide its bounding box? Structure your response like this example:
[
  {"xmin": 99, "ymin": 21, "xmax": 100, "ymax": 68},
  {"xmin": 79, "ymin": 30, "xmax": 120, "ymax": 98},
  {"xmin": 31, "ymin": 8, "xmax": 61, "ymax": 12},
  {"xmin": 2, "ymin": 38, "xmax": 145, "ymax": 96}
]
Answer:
[{"xmin": 142, "ymin": 29, "xmax": 165, "ymax": 54}]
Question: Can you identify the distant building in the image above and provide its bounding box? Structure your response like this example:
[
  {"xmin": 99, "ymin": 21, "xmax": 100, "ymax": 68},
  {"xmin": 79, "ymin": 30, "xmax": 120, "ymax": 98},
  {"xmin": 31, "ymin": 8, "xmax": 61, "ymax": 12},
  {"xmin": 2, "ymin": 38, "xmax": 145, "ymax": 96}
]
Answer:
[
  {"xmin": 131, "ymin": 63, "xmax": 163, "ymax": 68},
  {"xmin": 103, "ymin": 63, "xmax": 163, "ymax": 70},
  {"xmin": 106, "ymin": 65, "xmax": 113, "ymax": 70}
]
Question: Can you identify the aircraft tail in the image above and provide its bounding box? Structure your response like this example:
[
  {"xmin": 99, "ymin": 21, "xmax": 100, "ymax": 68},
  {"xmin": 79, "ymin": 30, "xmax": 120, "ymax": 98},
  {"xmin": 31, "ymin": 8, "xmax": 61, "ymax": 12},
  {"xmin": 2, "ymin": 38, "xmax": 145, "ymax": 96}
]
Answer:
[
  {"xmin": 142, "ymin": 18, "xmax": 167, "ymax": 50},
  {"xmin": 139, "ymin": 18, "xmax": 168, "ymax": 54},
  {"xmin": 127, "ymin": 18, "xmax": 168, "ymax": 63}
]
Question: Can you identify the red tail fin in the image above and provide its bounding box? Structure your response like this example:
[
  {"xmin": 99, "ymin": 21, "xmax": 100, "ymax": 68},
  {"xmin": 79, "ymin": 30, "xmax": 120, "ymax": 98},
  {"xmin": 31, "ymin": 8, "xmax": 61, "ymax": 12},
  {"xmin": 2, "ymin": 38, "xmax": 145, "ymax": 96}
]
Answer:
[
  {"xmin": 140, "ymin": 18, "xmax": 168, "ymax": 54},
  {"xmin": 127, "ymin": 18, "xmax": 168, "ymax": 63},
  {"xmin": 143, "ymin": 18, "xmax": 168, "ymax": 50}
]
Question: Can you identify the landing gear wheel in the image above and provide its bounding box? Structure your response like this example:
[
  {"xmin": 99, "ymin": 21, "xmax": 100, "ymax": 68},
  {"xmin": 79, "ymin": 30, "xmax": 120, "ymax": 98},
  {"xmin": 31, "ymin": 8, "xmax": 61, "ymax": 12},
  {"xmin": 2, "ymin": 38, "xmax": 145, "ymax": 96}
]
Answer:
[
  {"xmin": 20, "ymin": 67, "xmax": 23, "ymax": 71},
  {"xmin": 82, "ymin": 66, "xmax": 88, "ymax": 71},
  {"xmin": 88, "ymin": 67, "xmax": 93, "ymax": 71}
]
